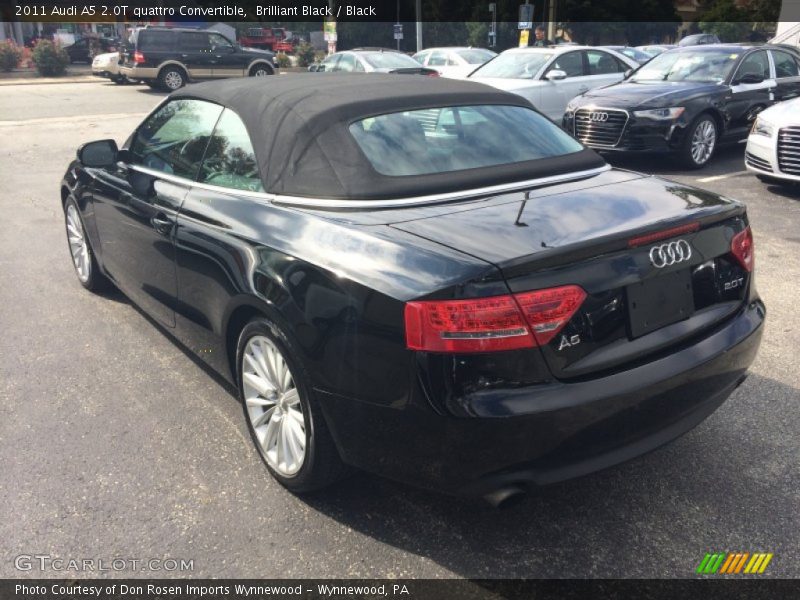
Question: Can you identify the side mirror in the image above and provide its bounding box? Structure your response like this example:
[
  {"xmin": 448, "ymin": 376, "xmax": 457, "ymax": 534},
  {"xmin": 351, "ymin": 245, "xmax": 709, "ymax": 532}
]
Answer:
[
  {"xmin": 545, "ymin": 69, "xmax": 567, "ymax": 81},
  {"xmin": 735, "ymin": 73, "xmax": 764, "ymax": 85},
  {"xmin": 77, "ymin": 139, "xmax": 118, "ymax": 167}
]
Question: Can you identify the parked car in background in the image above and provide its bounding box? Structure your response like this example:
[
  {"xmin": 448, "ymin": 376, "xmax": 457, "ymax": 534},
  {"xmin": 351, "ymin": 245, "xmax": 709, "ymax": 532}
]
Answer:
[
  {"xmin": 745, "ymin": 96, "xmax": 800, "ymax": 185},
  {"xmin": 61, "ymin": 74, "xmax": 764, "ymax": 505},
  {"xmin": 679, "ymin": 33, "xmax": 721, "ymax": 47},
  {"xmin": 636, "ymin": 45, "xmax": 677, "ymax": 56},
  {"xmin": 64, "ymin": 37, "xmax": 118, "ymax": 63},
  {"xmin": 563, "ymin": 45, "xmax": 800, "ymax": 168},
  {"xmin": 468, "ymin": 46, "xmax": 638, "ymax": 121},
  {"xmin": 239, "ymin": 27, "xmax": 294, "ymax": 53},
  {"xmin": 308, "ymin": 49, "xmax": 439, "ymax": 76},
  {"xmin": 412, "ymin": 47, "xmax": 497, "ymax": 78},
  {"xmin": 120, "ymin": 26, "xmax": 276, "ymax": 91},
  {"xmin": 601, "ymin": 46, "xmax": 654, "ymax": 64},
  {"xmin": 91, "ymin": 51, "xmax": 127, "ymax": 84}
]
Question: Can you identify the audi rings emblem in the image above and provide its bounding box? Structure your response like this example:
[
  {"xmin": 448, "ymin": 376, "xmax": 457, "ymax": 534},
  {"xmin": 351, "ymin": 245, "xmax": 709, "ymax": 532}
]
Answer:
[
  {"xmin": 649, "ymin": 240, "xmax": 692, "ymax": 268},
  {"xmin": 589, "ymin": 112, "xmax": 609, "ymax": 122}
]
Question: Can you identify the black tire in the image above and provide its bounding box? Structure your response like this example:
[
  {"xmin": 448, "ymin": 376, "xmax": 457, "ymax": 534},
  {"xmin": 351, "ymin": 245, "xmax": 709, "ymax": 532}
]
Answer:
[
  {"xmin": 64, "ymin": 197, "xmax": 110, "ymax": 293},
  {"xmin": 112, "ymin": 75, "xmax": 127, "ymax": 85},
  {"xmin": 678, "ymin": 114, "xmax": 718, "ymax": 169},
  {"xmin": 249, "ymin": 64, "xmax": 274, "ymax": 77},
  {"xmin": 236, "ymin": 317, "xmax": 347, "ymax": 493},
  {"xmin": 157, "ymin": 66, "xmax": 186, "ymax": 91}
]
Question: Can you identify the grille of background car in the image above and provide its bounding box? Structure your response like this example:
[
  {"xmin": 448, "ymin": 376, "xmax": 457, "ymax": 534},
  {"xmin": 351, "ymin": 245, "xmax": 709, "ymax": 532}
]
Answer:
[
  {"xmin": 777, "ymin": 126, "xmax": 800, "ymax": 176},
  {"xmin": 573, "ymin": 108, "xmax": 629, "ymax": 147}
]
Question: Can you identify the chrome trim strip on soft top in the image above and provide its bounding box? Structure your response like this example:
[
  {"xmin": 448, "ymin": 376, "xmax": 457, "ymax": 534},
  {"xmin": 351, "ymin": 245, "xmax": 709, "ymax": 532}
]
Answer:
[
  {"xmin": 127, "ymin": 164, "xmax": 611, "ymax": 209},
  {"xmin": 270, "ymin": 165, "xmax": 612, "ymax": 209}
]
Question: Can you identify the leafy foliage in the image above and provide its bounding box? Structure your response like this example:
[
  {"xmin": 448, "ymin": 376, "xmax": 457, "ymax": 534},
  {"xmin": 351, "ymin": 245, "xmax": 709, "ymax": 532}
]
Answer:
[
  {"xmin": 0, "ymin": 40, "xmax": 23, "ymax": 72},
  {"xmin": 275, "ymin": 52, "xmax": 291, "ymax": 68},
  {"xmin": 32, "ymin": 40, "xmax": 69, "ymax": 76},
  {"xmin": 295, "ymin": 42, "xmax": 316, "ymax": 67}
]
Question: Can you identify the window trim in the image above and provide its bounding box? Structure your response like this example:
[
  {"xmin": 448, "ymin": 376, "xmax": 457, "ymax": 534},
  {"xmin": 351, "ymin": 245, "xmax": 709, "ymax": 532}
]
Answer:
[
  {"xmin": 731, "ymin": 49, "xmax": 772, "ymax": 84},
  {"xmin": 770, "ymin": 49, "xmax": 800, "ymax": 79}
]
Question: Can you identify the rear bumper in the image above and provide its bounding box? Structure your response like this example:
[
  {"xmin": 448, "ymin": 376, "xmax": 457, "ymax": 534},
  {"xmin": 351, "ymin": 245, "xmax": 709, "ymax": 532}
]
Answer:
[{"xmin": 319, "ymin": 298, "xmax": 764, "ymax": 495}]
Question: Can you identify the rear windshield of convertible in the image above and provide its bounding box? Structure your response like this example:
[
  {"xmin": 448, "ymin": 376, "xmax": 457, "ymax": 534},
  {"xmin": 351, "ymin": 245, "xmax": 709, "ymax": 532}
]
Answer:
[{"xmin": 349, "ymin": 105, "xmax": 584, "ymax": 176}]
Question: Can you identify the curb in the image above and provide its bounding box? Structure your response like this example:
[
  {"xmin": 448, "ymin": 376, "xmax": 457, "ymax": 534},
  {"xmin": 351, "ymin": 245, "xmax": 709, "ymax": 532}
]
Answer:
[{"xmin": 0, "ymin": 75, "xmax": 100, "ymax": 86}]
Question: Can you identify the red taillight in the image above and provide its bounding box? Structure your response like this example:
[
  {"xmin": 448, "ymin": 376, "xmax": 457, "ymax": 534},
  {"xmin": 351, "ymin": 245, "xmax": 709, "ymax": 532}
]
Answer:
[
  {"xmin": 404, "ymin": 285, "xmax": 585, "ymax": 353},
  {"xmin": 426, "ymin": 70, "xmax": 440, "ymax": 77},
  {"xmin": 133, "ymin": 51, "xmax": 145, "ymax": 64},
  {"xmin": 515, "ymin": 285, "xmax": 587, "ymax": 345},
  {"xmin": 731, "ymin": 226, "xmax": 754, "ymax": 272}
]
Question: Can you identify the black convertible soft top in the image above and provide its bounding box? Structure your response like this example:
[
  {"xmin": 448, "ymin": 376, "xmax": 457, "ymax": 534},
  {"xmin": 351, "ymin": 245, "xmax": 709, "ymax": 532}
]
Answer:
[{"xmin": 171, "ymin": 73, "xmax": 605, "ymax": 200}]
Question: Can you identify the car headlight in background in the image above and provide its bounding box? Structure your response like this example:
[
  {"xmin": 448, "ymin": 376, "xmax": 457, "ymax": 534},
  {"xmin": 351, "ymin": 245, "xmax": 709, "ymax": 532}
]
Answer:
[
  {"xmin": 633, "ymin": 107, "xmax": 686, "ymax": 120},
  {"xmin": 751, "ymin": 117, "xmax": 775, "ymax": 137}
]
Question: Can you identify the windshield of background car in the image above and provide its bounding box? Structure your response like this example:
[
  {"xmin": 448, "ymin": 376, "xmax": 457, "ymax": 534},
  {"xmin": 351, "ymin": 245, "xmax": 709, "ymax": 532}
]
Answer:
[
  {"xmin": 470, "ymin": 51, "xmax": 553, "ymax": 79},
  {"xmin": 457, "ymin": 49, "xmax": 496, "ymax": 64},
  {"xmin": 361, "ymin": 52, "xmax": 420, "ymax": 69},
  {"xmin": 348, "ymin": 105, "xmax": 584, "ymax": 176},
  {"xmin": 630, "ymin": 49, "xmax": 740, "ymax": 83}
]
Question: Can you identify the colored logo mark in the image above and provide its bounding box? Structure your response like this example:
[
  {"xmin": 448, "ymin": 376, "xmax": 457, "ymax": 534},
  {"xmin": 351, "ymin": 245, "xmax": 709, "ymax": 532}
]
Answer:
[{"xmin": 696, "ymin": 552, "xmax": 773, "ymax": 574}]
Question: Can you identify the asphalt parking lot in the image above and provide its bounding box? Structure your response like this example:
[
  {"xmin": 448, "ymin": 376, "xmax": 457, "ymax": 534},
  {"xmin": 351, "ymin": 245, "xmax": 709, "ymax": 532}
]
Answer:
[{"xmin": 1, "ymin": 80, "xmax": 798, "ymax": 580}]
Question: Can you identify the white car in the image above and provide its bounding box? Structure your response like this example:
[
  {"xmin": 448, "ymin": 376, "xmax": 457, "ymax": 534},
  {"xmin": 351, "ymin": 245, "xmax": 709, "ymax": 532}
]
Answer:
[
  {"xmin": 468, "ymin": 46, "xmax": 639, "ymax": 121},
  {"xmin": 91, "ymin": 51, "xmax": 127, "ymax": 84},
  {"xmin": 745, "ymin": 97, "xmax": 800, "ymax": 185},
  {"xmin": 412, "ymin": 47, "xmax": 497, "ymax": 79}
]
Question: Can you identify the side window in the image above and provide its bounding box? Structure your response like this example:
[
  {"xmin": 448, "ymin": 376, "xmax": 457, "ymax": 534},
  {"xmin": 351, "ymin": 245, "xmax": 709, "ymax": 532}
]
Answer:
[
  {"xmin": 586, "ymin": 50, "xmax": 625, "ymax": 75},
  {"xmin": 354, "ymin": 57, "xmax": 366, "ymax": 72},
  {"xmin": 736, "ymin": 51, "xmax": 770, "ymax": 81},
  {"xmin": 446, "ymin": 53, "xmax": 459, "ymax": 66},
  {"xmin": 772, "ymin": 51, "xmax": 800, "ymax": 78},
  {"xmin": 179, "ymin": 32, "xmax": 211, "ymax": 53},
  {"xmin": 412, "ymin": 51, "xmax": 428, "ymax": 65},
  {"xmin": 548, "ymin": 51, "xmax": 584, "ymax": 78},
  {"xmin": 138, "ymin": 30, "xmax": 175, "ymax": 52},
  {"xmin": 129, "ymin": 99, "xmax": 224, "ymax": 180},
  {"xmin": 428, "ymin": 51, "xmax": 448, "ymax": 66},
  {"xmin": 198, "ymin": 109, "xmax": 264, "ymax": 192},
  {"xmin": 336, "ymin": 53, "xmax": 356, "ymax": 72},
  {"xmin": 209, "ymin": 33, "xmax": 234, "ymax": 52}
]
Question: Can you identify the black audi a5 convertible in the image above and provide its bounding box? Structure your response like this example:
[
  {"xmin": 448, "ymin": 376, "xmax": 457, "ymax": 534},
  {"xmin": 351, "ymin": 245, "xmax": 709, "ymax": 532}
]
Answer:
[{"xmin": 61, "ymin": 74, "xmax": 764, "ymax": 506}]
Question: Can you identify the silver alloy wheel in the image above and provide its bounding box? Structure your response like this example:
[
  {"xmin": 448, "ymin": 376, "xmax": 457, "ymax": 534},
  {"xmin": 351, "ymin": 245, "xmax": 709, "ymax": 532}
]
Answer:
[
  {"xmin": 242, "ymin": 335, "xmax": 306, "ymax": 476},
  {"xmin": 691, "ymin": 119, "xmax": 716, "ymax": 165},
  {"xmin": 253, "ymin": 67, "xmax": 270, "ymax": 77},
  {"xmin": 164, "ymin": 70, "xmax": 183, "ymax": 89},
  {"xmin": 66, "ymin": 204, "xmax": 91, "ymax": 283}
]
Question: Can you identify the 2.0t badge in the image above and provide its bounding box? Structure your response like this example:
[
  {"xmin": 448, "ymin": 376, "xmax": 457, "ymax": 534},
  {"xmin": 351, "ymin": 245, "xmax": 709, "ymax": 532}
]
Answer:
[{"xmin": 649, "ymin": 240, "xmax": 692, "ymax": 268}]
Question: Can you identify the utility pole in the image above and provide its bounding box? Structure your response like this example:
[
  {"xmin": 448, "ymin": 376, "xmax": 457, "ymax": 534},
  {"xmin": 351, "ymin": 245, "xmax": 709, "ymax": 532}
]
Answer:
[{"xmin": 415, "ymin": 0, "xmax": 422, "ymax": 52}]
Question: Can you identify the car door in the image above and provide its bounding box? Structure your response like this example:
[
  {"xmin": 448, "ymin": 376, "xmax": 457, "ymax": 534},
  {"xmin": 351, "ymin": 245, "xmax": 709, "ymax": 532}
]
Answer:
[
  {"xmin": 90, "ymin": 98, "xmax": 224, "ymax": 326},
  {"xmin": 177, "ymin": 31, "xmax": 214, "ymax": 80},
  {"xmin": 539, "ymin": 51, "xmax": 586, "ymax": 121},
  {"xmin": 208, "ymin": 33, "xmax": 246, "ymax": 78},
  {"xmin": 770, "ymin": 49, "xmax": 800, "ymax": 102},
  {"xmin": 727, "ymin": 50, "xmax": 775, "ymax": 137}
]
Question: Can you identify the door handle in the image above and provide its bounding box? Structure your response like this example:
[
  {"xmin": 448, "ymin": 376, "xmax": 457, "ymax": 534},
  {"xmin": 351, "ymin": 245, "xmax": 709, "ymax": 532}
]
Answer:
[
  {"xmin": 151, "ymin": 212, "xmax": 174, "ymax": 235},
  {"xmin": 180, "ymin": 54, "xmax": 189, "ymax": 59}
]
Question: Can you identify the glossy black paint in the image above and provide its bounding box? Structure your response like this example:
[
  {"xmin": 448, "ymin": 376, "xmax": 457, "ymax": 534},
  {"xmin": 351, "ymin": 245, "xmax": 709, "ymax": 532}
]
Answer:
[
  {"xmin": 563, "ymin": 45, "xmax": 800, "ymax": 154},
  {"xmin": 61, "ymin": 106, "xmax": 764, "ymax": 496}
]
